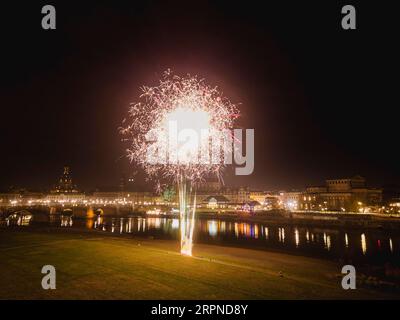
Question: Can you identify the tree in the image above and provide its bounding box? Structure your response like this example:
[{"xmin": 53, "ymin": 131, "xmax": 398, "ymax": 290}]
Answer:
[{"xmin": 163, "ymin": 187, "xmax": 176, "ymax": 203}]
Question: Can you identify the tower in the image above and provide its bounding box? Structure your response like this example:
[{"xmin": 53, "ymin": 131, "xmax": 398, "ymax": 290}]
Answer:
[{"xmin": 55, "ymin": 166, "xmax": 78, "ymax": 193}]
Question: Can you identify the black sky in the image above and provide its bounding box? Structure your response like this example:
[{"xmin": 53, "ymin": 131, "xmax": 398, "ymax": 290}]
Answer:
[{"xmin": 1, "ymin": 1, "xmax": 399, "ymax": 191}]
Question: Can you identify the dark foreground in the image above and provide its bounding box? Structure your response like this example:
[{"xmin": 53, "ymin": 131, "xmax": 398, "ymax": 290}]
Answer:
[{"xmin": 0, "ymin": 228, "xmax": 399, "ymax": 299}]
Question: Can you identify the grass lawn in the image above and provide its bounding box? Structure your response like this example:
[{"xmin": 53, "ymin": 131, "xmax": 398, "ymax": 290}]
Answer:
[{"xmin": 0, "ymin": 228, "xmax": 398, "ymax": 299}]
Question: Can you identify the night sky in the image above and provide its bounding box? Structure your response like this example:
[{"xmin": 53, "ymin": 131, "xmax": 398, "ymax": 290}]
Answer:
[{"xmin": 1, "ymin": 1, "xmax": 399, "ymax": 192}]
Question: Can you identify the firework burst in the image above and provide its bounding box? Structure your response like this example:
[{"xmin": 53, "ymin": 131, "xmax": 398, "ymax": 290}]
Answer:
[{"xmin": 121, "ymin": 70, "xmax": 239, "ymax": 255}]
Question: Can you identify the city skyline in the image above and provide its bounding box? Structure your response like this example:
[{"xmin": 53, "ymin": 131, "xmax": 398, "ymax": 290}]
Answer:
[
  {"xmin": 0, "ymin": 164, "xmax": 392, "ymax": 193},
  {"xmin": 0, "ymin": 164, "xmax": 392, "ymax": 213}
]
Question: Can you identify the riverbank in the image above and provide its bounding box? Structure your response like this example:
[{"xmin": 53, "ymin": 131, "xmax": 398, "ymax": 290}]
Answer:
[{"xmin": 0, "ymin": 228, "xmax": 399, "ymax": 299}]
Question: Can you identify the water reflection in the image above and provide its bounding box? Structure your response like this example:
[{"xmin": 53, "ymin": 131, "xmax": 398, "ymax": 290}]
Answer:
[
  {"xmin": 126, "ymin": 218, "xmax": 132, "ymax": 233},
  {"xmin": 93, "ymin": 215, "xmax": 103, "ymax": 229},
  {"xmin": 278, "ymin": 227, "xmax": 285, "ymax": 243},
  {"xmin": 148, "ymin": 217, "xmax": 161, "ymax": 229},
  {"xmin": 323, "ymin": 233, "xmax": 331, "ymax": 251},
  {"xmin": 86, "ymin": 218, "xmax": 94, "ymax": 229},
  {"xmin": 294, "ymin": 228, "xmax": 299, "ymax": 248},
  {"xmin": 5, "ymin": 212, "xmax": 32, "ymax": 226},
  {"xmin": 171, "ymin": 218, "xmax": 179, "ymax": 229},
  {"xmin": 60, "ymin": 215, "xmax": 73, "ymax": 227},
  {"xmin": 137, "ymin": 218, "xmax": 146, "ymax": 232},
  {"xmin": 234, "ymin": 223, "xmax": 239, "ymax": 238},
  {"xmin": 208, "ymin": 220, "xmax": 218, "ymax": 237},
  {"xmin": 361, "ymin": 233, "xmax": 367, "ymax": 255}
]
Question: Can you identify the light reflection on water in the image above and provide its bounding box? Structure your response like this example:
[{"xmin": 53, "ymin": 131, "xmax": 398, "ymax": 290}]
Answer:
[
  {"xmin": 323, "ymin": 232, "xmax": 331, "ymax": 251},
  {"xmin": 60, "ymin": 216, "xmax": 73, "ymax": 227},
  {"xmin": 361, "ymin": 233, "xmax": 367, "ymax": 255},
  {"xmin": 208, "ymin": 220, "xmax": 218, "ymax": 237},
  {"xmin": 294, "ymin": 228, "xmax": 299, "ymax": 248},
  {"xmin": 2, "ymin": 214, "xmax": 400, "ymax": 266},
  {"xmin": 278, "ymin": 227, "xmax": 285, "ymax": 243}
]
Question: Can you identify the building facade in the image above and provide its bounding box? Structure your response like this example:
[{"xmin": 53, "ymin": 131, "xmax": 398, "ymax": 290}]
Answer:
[
  {"xmin": 299, "ymin": 176, "xmax": 382, "ymax": 212},
  {"xmin": 46, "ymin": 166, "xmax": 85, "ymax": 203}
]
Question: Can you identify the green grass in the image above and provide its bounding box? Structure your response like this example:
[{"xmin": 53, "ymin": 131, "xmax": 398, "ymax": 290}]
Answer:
[{"xmin": 0, "ymin": 228, "xmax": 398, "ymax": 299}]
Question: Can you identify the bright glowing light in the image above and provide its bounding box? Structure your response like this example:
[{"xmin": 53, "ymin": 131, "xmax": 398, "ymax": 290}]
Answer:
[
  {"xmin": 121, "ymin": 70, "xmax": 238, "ymax": 182},
  {"xmin": 286, "ymin": 200, "xmax": 298, "ymax": 211},
  {"xmin": 146, "ymin": 208, "xmax": 164, "ymax": 215},
  {"xmin": 164, "ymin": 107, "xmax": 211, "ymax": 133},
  {"xmin": 171, "ymin": 218, "xmax": 179, "ymax": 229},
  {"xmin": 121, "ymin": 70, "xmax": 239, "ymax": 256}
]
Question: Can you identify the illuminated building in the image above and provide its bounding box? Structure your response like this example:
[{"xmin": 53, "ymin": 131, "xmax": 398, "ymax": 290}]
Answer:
[
  {"xmin": 248, "ymin": 191, "xmax": 267, "ymax": 204},
  {"xmin": 54, "ymin": 166, "xmax": 78, "ymax": 193},
  {"xmin": 202, "ymin": 195, "xmax": 230, "ymax": 209},
  {"xmin": 280, "ymin": 191, "xmax": 302, "ymax": 210},
  {"xmin": 195, "ymin": 185, "xmax": 245, "ymax": 204},
  {"xmin": 388, "ymin": 199, "xmax": 400, "ymax": 214},
  {"xmin": 242, "ymin": 201, "xmax": 262, "ymax": 213},
  {"xmin": 299, "ymin": 176, "xmax": 382, "ymax": 212},
  {"xmin": 249, "ymin": 191, "xmax": 281, "ymax": 208},
  {"xmin": 92, "ymin": 191, "xmax": 159, "ymax": 206},
  {"xmin": 46, "ymin": 166, "xmax": 85, "ymax": 202},
  {"xmin": 0, "ymin": 189, "xmax": 44, "ymax": 207},
  {"xmin": 263, "ymin": 195, "xmax": 281, "ymax": 209}
]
